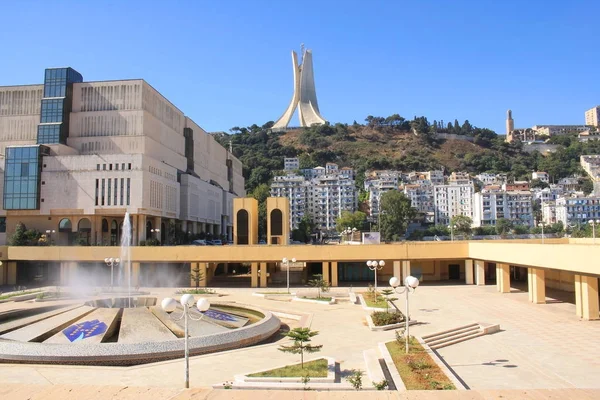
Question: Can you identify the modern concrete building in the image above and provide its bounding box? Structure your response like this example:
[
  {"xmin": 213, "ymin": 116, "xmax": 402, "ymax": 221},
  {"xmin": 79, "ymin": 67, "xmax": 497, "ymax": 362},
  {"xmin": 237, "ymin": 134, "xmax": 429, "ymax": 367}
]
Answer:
[
  {"xmin": 585, "ymin": 106, "xmax": 600, "ymax": 127},
  {"xmin": 270, "ymin": 173, "xmax": 308, "ymax": 229},
  {"xmin": 402, "ymin": 184, "xmax": 435, "ymax": 223},
  {"xmin": 542, "ymin": 201, "xmax": 557, "ymax": 224},
  {"xmin": 364, "ymin": 171, "xmax": 400, "ymax": 219},
  {"xmin": 555, "ymin": 195, "xmax": 600, "ymax": 227},
  {"xmin": 272, "ymin": 46, "xmax": 327, "ymax": 129},
  {"xmin": 433, "ymin": 184, "xmax": 474, "ymax": 225},
  {"xmin": 0, "ymin": 67, "xmax": 244, "ymax": 245},
  {"xmin": 473, "ymin": 190, "xmax": 534, "ymax": 227}
]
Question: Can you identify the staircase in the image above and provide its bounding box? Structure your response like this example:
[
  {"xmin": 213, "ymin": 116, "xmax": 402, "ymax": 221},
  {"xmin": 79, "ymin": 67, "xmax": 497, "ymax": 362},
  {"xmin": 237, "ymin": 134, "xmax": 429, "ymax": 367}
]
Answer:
[{"xmin": 421, "ymin": 322, "xmax": 499, "ymax": 350}]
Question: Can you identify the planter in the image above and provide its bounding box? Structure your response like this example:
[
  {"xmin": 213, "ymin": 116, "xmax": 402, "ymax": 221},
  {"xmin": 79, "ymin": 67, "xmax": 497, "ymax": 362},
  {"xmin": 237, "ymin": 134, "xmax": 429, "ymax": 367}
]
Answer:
[
  {"xmin": 357, "ymin": 293, "xmax": 388, "ymax": 311},
  {"xmin": 378, "ymin": 342, "xmax": 406, "ymax": 390},
  {"xmin": 366, "ymin": 313, "xmax": 418, "ymax": 331},
  {"xmin": 252, "ymin": 292, "xmax": 295, "ymax": 298},
  {"xmin": 416, "ymin": 337, "xmax": 467, "ymax": 390},
  {"xmin": 236, "ymin": 357, "xmax": 337, "ymax": 384},
  {"xmin": 292, "ymin": 296, "xmax": 336, "ymax": 305},
  {"xmin": 0, "ymin": 292, "xmax": 42, "ymax": 303}
]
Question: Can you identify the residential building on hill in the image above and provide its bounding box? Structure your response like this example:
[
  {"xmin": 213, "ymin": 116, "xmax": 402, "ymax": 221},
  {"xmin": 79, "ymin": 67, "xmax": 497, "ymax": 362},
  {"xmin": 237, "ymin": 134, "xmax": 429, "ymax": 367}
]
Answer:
[
  {"xmin": 0, "ymin": 67, "xmax": 244, "ymax": 245},
  {"xmin": 473, "ymin": 189, "xmax": 534, "ymax": 227},
  {"xmin": 532, "ymin": 171, "xmax": 549, "ymax": 183},
  {"xmin": 585, "ymin": 106, "xmax": 600, "ymax": 127},
  {"xmin": 433, "ymin": 184, "xmax": 474, "ymax": 226},
  {"xmin": 556, "ymin": 195, "xmax": 600, "ymax": 227}
]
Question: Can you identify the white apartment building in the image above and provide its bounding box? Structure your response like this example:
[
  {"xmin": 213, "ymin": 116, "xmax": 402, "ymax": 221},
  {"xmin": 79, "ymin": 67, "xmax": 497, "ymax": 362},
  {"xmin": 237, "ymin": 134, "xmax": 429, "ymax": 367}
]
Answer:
[
  {"xmin": 433, "ymin": 184, "xmax": 474, "ymax": 225},
  {"xmin": 556, "ymin": 195, "xmax": 600, "ymax": 226},
  {"xmin": 448, "ymin": 171, "xmax": 471, "ymax": 185},
  {"xmin": 403, "ymin": 184, "xmax": 435, "ymax": 223},
  {"xmin": 532, "ymin": 171, "xmax": 549, "ymax": 183},
  {"xmin": 272, "ymin": 161, "xmax": 357, "ymax": 230},
  {"xmin": 542, "ymin": 201, "xmax": 557, "ymax": 224},
  {"xmin": 473, "ymin": 190, "xmax": 534, "ymax": 227},
  {"xmin": 585, "ymin": 106, "xmax": 600, "ymax": 127},
  {"xmin": 0, "ymin": 67, "xmax": 244, "ymax": 245},
  {"xmin": 270, "ymin": 173, "xmax": 308, "ymax": 229},
  {"xmin": 533, "ymin": 185, "xmax": 563, "ymax": 203},
  {"xmin": 406, "ymin": 170, "xmax": 444, "ymax": 185},
  {"xmin": 364, "ymin": 171, "xmax": 400, "ymax": 218},
  {"xmin": 475, "ymin": 173, "xmax": 499, "ymax": 185},
  {"xmin": 284, "ymin": 157, "xmax": 299, "ymax": 171}
]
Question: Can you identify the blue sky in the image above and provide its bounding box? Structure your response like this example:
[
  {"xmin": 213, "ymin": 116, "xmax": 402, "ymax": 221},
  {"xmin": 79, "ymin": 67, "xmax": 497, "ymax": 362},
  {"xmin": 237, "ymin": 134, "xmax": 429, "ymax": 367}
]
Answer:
[{"xmin": 1, "ymin": 1, "xmax": 598, "ymax": 134}]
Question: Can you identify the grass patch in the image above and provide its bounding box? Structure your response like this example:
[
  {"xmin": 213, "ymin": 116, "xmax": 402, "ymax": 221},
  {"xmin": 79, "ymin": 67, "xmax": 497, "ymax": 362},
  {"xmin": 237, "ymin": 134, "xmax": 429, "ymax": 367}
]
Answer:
[
  {"xmin": 386, "ymin": 340, "xmax": 455, "ymax": 390},
  {"xmin": 302, "ymin": 296, "xmax": 332, "ymax": 302},
  {"xmin": 248, "ymin": 358, "xmax": 328, "ymax": 378},
  {"xmin": 359, "ymin": 292, "xmax": 388, "ymax": 308},
  {"xmin": 0, "ymin": 290, "xmax": 41, "ymax": 300},
  {"xmin": 176, "ymin": 288, "xmax": 216, "ymax": 295}
]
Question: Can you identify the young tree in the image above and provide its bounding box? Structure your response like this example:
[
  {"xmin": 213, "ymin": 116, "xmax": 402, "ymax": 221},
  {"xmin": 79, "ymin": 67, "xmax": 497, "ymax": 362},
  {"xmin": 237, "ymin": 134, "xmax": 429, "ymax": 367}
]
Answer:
[
  {"xmin": 308, "ymin": 274, "xmax": 330, "ymax": 299},
  {"xmin": 495, "ymin": 218, "xmax": 513, "ymax": 236},
  {"xmin": 335, "ymin": 211, "xmax": 367, "ymax": 233},
  {"xmin": 189, "ymin": 264, "xmax": 204, "ymax": 288},
  {"xmin": 450, "ymin": 215, "xmax": 473, "ymax": 238},
  {"xmin": 251, "ymin": 183, "xmax": 270, "ymax": 239},
  {"xmin": 379, "ymin": 288, "xmax": 397, "ymax": 313},
  {"xmin": 9, "ymin": 222, "xmax": 28, "ymax": 246},
  {"xmin": 379, "ymin": 190, "xmax": 416, "ymax": 242},
  {"xmin": 278, "ymin": 328, "xmax": 323, "ymax": 368}
]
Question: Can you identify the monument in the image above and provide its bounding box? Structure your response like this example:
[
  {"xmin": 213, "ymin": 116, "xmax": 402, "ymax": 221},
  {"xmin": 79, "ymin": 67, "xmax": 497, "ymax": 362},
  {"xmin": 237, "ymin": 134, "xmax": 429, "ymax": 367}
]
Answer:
[{"xmin": 272, "ymin": 45, "xmax": 327, "ymax": 129}]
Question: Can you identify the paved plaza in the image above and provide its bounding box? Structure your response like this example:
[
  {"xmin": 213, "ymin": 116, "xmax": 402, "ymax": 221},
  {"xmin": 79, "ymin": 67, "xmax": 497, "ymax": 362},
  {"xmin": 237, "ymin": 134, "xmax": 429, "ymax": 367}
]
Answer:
[{"xmin": 0, "ymin": 283, "xmax": 599, "ymax": 394}]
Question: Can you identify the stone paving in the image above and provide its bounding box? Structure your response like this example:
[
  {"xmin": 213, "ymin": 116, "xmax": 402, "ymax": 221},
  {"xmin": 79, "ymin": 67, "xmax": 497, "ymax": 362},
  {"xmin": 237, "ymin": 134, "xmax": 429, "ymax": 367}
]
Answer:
[{"xmin": 0, "ymin": 283, "xmax": 598, "ymax": 392}]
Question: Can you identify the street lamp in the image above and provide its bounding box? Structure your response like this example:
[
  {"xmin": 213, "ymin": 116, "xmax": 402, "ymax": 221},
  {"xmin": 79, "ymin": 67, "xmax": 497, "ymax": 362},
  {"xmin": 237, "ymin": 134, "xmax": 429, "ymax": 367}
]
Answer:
[
  {"xmin": 282, "ymin": 257, "xmax": 297, "ymax": 294},
  {"xmin": 367, "ymin": 260, "xmax": 385, "ymax": 293},
  {"xmin": 538, "ymin": 222, "xmax": 545, "ymax": 244},
  {"xmin": 151, "ymin": 228, "xmax": 160, "ymax": 237},
  {"xmin": 390, "ymin": 275, "xmax": 420, "ymax": 354},
  {"xmin": 104, "ymin": 257, "xmax": 121, "ymax": 290},
  {"xmin": 45, "ymin": 229, "xmax": 56, "ymax": 245},
  {"xmin": 448, "ymin": 224, "xmax": 456, "ymax": 241},
  {"xmin": 161, "ymin": 295, "xmax": 210, "ymax": 388},
  {"xmin": 588, "ymin": 219, "xmax": 600, "ymax": 243}
]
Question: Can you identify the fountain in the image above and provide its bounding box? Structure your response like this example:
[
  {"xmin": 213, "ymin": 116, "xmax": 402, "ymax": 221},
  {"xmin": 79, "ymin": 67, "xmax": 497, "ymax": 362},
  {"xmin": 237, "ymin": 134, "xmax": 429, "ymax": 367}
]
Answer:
[{"xmin": 120, "ymin": 212, "xmax": 132, "ymax": 307}]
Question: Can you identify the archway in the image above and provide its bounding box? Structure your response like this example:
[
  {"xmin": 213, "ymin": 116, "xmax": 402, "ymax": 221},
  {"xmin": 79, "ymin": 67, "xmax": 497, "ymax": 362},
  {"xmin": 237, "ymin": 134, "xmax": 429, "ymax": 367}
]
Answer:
[
  {"xmin": 111, "ymin": 220, "xmax": 118, "ymax": 246},
  {"xmin": 237, "ymin": 209, "xmax": 249, "ymax": 244},
  {"xmin": 58, "ymin": 218, "xmax": 73, "ymax": 245},
  {"xmin": 270, "ymin": 208, "xmax": 283, "ymax": 237},
  {"xmin": 58, "ymin": 218, "xmax": 72, "ymax": 232},
  {"xmin": 77, "ymin": 218, "xmax": 91, "ymax": 245}
]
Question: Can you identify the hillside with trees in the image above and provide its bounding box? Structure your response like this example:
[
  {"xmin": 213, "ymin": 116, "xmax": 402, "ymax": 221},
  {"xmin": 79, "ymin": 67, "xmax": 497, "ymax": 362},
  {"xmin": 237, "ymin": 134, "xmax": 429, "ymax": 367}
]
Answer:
[{"xmin": 214, "ymin": 115, "xmax": 600, "ymax": 196}]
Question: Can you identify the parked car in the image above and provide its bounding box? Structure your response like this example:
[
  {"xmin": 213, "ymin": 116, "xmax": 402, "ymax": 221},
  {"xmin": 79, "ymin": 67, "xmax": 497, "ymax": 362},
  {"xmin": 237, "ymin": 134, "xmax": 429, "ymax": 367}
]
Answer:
[
  {"xmin": 258, "ymin": 239, "xmax": 266, "ymax": 245},
  {"xmin": 192, "ymin": 239, "xmax": 207, "ymax": 246},
  {"xmin": 210, "ymin": 239, "xmax": 223, "ymax": 246}
]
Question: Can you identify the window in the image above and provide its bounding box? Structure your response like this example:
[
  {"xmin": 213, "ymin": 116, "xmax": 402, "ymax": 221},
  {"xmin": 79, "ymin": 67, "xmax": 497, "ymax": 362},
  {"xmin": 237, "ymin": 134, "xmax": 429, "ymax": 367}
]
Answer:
[
  {"xmin": 114, "ymin": 178, "xmax": 118, "ymax": 205},
  {"xmin": 126, "ymin": 178, "xmax": 130, "ymax": 205},
  {"xmin": 107, "ymin": 179, "xmax": 111, "ymax": 205},
  {"xmin": 122, "ymin": 163, "xmax": 125, "ymax": 170},
  {"xmin": 115, "ymin": 164, "xmax": 119, "ymax": 170},
  {"xmin": 128, "ymin": 163, "xmax": 132, "ymax": 170},
  {"xmin": 95, "ymin": 179, "xmax": 99, "ymax": 206},
  {"xmin": 0, "ymin": 217, "xmax": 5, "ymax": 233},
  {"xmin": 3, "ymin": 146, "xmax": 42, "ymax": 210},
  {"xmin": 101, "ymin": 179, "xmax": 105, "ymax": 205},
  {"xmin": 102, "ymin": 164, "xmax": 106, "ymax": 171},
  {"xmin": 120, "ymin": 178, "xmax": 124, "ymax": 205},
  {"xmin": 97, "ymin": 164, "xmax": 100, "ymax": 171},
  {"xmin": 109, "ymin": 164, "xmax": 113, "ymax": 171}
]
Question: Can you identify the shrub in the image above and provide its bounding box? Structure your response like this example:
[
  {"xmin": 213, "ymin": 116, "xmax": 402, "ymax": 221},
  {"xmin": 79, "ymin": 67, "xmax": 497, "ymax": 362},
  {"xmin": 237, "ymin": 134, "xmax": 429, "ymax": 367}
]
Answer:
[
  {"xmin": 373, "ymin": 379, "xmax": 388, "ymax": 390},
  {"xmin": 347, "ymin": 369, "xmax": 363, "ymax": 390},
  {"xmin": 371, "ymin": 311, "xmax": 405, "ymax": 326}
]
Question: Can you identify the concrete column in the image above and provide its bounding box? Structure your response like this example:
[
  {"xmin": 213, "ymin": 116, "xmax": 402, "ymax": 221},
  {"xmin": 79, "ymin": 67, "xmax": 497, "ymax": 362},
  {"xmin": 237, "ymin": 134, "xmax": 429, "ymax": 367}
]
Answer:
[
  {"xmin": 7, "ymin": 261, "xmax": 17, "ymax": 285},
  {"xmin": 251, "ymin": 262, "xmax": 259, "ymax": 288},
  {"xmin": 497, "ymin": 263, "xmax": 510, "ymax": 293},
  {"xmin": 132, "ymin": 262, "xmax": 140, "ymax": 287},
  {"xmin": 528, "ymin": 268, "xmax": 546, "ymax": 304},
  {"xmin": 475, "ymin": 260, "xmax": 485, "ymax": 285},
  {"xmin": 0, "ymin": 262, "xmax": 6, "ymax": 285},
  {"xmin": 401, "ymin": 261, "xmax": 411, "ymax": 281},
  {"xmin": 154, "ymin": 217, "xmax": 162, "ymax": 242},
  {"xmin": 137, "ymin": 214, "xmax": 147, "ymax": 244},
  {"xmin": 465, "ymin": 259, "xmax": 474, "ymax": 284},
  {"xmin": 393, "ymin": 261, "xmax": 401, "ymax": 280},
  {"xmin": 93, "ymin": 216, "xmax": 102, "ymax": 245},
  {"xmin": 182, "ymin": 221, "xmax": 188, "ymax": 235},
  {"xmin": 331, "ymin": 261, "xmax": 338, "ymax": 287},
  {"xmin": 131, "ymin": 214, "xmax": 139, "ymax": 245},
  {"xmin": 575, "ymin": 275, "xmax": 599, "ymax": 320},
  {"xmin": 322, "ymin": 262, "xmax": 330, "ymax": 284},
  {"xmin": 260, "ymin": 262, "xmax": 268, "ymax": 288}
]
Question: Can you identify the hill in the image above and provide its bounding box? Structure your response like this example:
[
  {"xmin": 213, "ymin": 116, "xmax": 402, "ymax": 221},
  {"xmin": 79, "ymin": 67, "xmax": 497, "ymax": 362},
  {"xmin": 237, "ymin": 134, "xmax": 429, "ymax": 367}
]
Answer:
[{"xmin": 213, "ymin": 117, "xmax": 600, "ymax": 195}]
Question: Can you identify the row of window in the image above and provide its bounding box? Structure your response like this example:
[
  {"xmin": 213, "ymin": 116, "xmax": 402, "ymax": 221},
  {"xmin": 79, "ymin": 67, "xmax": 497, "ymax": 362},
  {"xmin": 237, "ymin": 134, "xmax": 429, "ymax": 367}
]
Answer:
[
  {"xmin": 97, "ymin": 163, "xmax": 132, "ymax": 171},
  {"xmin": 95, "ymin": 178, "xmax": 131, "ymax": 206}
]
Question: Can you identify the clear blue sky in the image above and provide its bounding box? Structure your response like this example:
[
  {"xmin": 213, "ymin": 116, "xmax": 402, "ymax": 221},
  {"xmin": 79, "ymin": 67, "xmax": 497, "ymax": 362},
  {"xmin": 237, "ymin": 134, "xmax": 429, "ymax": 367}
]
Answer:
[{"xmin": 1, "ymin": 1, "xmax": 599, "ymax": 134}]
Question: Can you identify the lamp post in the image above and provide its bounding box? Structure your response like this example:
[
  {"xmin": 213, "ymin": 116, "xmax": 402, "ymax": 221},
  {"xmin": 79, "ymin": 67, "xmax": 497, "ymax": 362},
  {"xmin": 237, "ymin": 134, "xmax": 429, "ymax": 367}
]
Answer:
[
  {"xmin": 390, "ymin": 276, "xmax": 420, "ymax": 354},
  {"xmin": 588, "ymin": 219, "xmax": 600, "ymax": 243},
  {"xmin": 45, "ymin": 229, "xmax": 56, "ymax": 245},
  {"xmin": 538, "ymin": 222, "xmax": 545, "ymax": 244},
  {"xmin": 282, "ymin": 257, "xmax": 297, "ymax": 294},
  {"xmin": 104, "ymin": 257, "xmax": 121, "ymax": 290},
  {"xmin": 448, "ymin": 224, "xmax": 456, "ymax": 241},
  {"xmin": 151, "ymin": 228, "xmax": 160, "ymax": 239},
  {"xmin": 161, "ymin": 295, "xmax": 210, "ymax": 388},
  {"xmin": 367, "ymin": 260, "xmax": 385, "ymax": 293}
]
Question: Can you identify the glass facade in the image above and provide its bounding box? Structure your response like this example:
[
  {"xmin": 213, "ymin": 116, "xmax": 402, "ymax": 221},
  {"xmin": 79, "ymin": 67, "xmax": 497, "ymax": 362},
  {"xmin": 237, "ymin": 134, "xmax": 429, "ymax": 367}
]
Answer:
[
  {"xmin": 3, "ymin": 146, "xmax": 49, "ymax": 210},
  {"xmin": 37, "ymin": 67, "xmax": 83, "ymax": 145}
]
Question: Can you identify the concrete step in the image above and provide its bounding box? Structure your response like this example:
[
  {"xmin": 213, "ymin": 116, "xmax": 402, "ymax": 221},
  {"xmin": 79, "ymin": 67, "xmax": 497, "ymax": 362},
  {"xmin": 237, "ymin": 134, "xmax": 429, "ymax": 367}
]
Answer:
[
  {"xmin": 363, "ymin": 348, "xmax": 385, "ymax": 384},
  {"xmin": 426, "ymin": 327, "xmax": 481, "ymax": 347},
  {"xmin": 421, "ymin": 323, "xmax": 479, "ymax": 340},
  {"xmin": 423, "ymin": 325, "xmax": 481, "ymax": 344},
  {"xmin": 430, "ymin": 331, "xmax": 485, "ymax": 349}
]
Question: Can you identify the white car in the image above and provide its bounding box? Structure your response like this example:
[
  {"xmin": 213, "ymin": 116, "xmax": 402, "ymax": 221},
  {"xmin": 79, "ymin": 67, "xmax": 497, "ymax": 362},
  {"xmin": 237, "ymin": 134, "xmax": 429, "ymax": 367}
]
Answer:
[{"xmin": 192, "ymin": 239, "xmax": 207, "ymax": 246}]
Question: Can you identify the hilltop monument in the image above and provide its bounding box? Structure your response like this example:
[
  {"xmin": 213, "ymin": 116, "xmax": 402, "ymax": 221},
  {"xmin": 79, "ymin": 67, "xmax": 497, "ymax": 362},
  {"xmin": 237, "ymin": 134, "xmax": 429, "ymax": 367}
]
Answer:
[{"xmin": 272, "ymin": 45, "xmax": 327, "ymax": 129}]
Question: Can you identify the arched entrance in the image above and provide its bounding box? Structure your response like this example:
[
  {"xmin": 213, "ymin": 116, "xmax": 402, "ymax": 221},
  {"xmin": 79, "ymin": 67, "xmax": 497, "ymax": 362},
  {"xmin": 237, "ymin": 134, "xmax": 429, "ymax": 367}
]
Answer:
[
  {"xmin": 270, "ymin": 209, "xmax": 283, "ymax": 244},
  {"xmin": 102, "ymin": 218, "xmax": 109, "ymax": 246},
  {"xmin": 110, "ymin": 220, "xmax": 118, "ymax": 246},
  {"xmin": 58, "ymin": 218, "xmax": 73, "ymax": 245},
  {"xmin": 77, "ymin": 218, "xmax": 91, "ymax": 245},
  {"xmin": 236, "ymin": 210, "xmax": 249, "ymax": 244}
]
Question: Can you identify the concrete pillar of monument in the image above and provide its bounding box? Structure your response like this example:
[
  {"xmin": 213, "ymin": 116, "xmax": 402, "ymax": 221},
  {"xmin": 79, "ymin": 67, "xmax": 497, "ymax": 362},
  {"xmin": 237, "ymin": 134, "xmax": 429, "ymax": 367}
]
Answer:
[
  {"xmin": 251, "ymin": 262, "xmax": 259, "ymax": 288},
  {"xmin": 575, "ymin": 275, "xmax": 599, "ymax": 320},
  {"xmin": 7, "ymin": 261, "xmax": 17, "ymax": 285},
  {"xmin": 527, "ymin": 268, "xmax": 546, "ymax": 304},
  {"xmin": 132, "ymin": 262, "xmax": 140, "ymax": 287},
  {"xmin": 475, "ymin": 260, "xmax": 485, "ymax": 285},
  {"xmin": 322, "ymin": 262, "xmax": 330, "ymax": 284},
  {"xmin": 465, "ymin": 259, "xmax": 474, "ymax": 284},
  {"xmin": 393, "ymin": 261, "xmax": 401, "ymax": 280},
  {"xmin": 401, "ymin": 260, "xmax": 411, "ymax": 281},
  {"xmin": 496, "ymin": 263, "xmax": 510, "ymax": 293},
  {"xmin": 260, "ymin": 262, "xmax": 268, "ymax": 288},
  {"xmin": 331, "ymin": 261, "xmax": 338, "ymax": 287}
]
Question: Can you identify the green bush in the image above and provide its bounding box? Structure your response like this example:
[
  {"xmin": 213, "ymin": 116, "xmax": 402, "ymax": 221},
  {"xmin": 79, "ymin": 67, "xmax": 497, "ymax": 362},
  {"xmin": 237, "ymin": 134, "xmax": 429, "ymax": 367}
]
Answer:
[{"xmin": 371, "ymin": 311, "xmax": 405, "ymax": 326}]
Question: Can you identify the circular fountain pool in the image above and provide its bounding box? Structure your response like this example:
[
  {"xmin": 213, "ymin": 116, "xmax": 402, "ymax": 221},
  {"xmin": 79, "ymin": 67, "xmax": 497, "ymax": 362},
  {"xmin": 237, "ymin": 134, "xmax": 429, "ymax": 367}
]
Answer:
[{"xmin": 0, "ymin": 296, "xmax": 280, "ymax": 366}]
